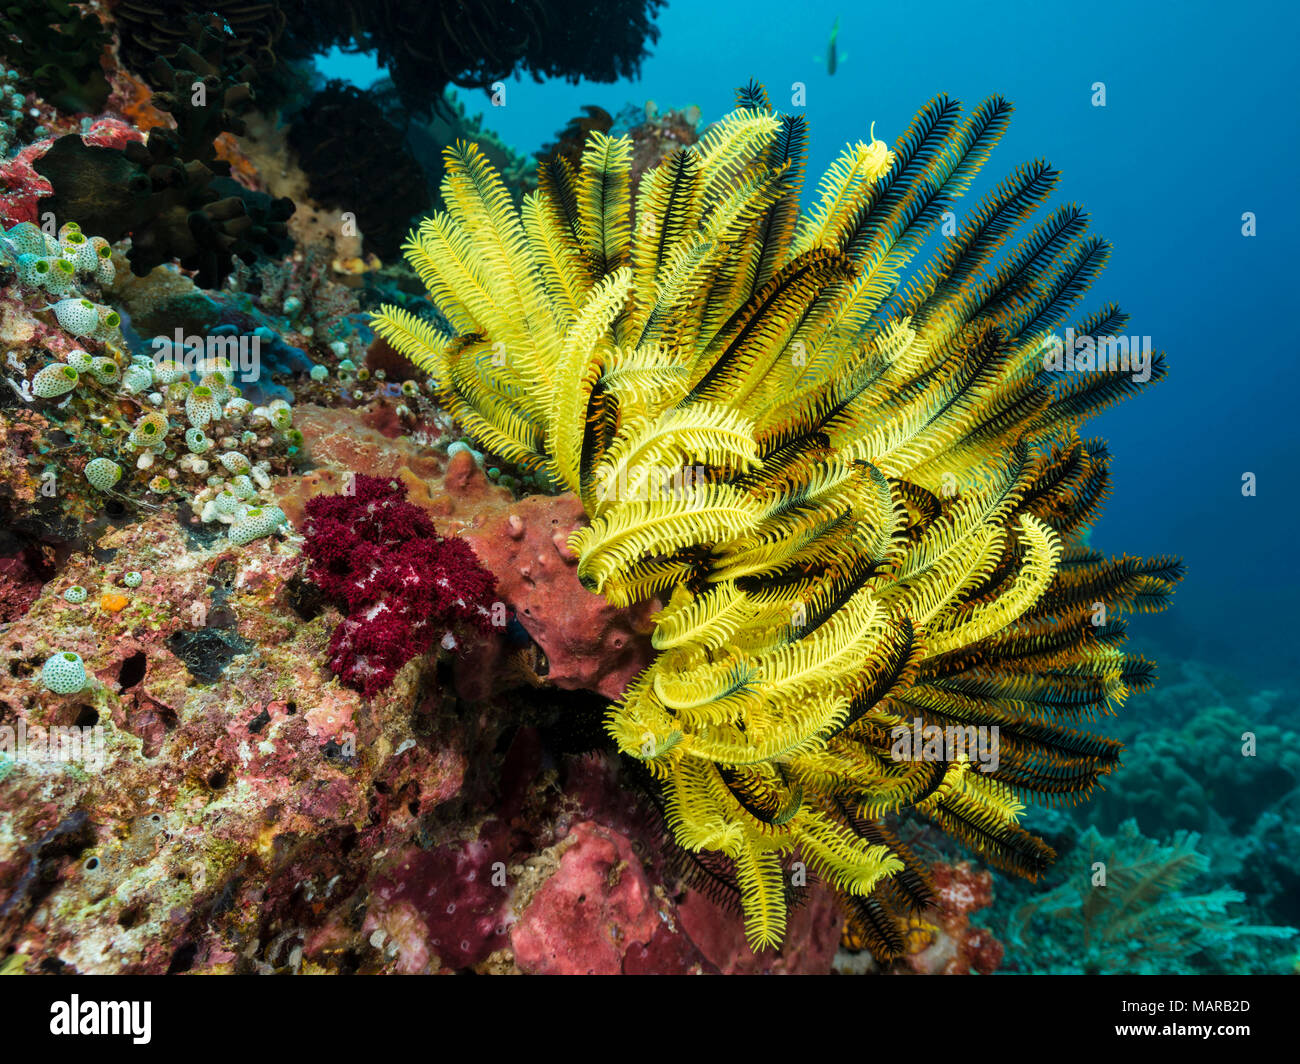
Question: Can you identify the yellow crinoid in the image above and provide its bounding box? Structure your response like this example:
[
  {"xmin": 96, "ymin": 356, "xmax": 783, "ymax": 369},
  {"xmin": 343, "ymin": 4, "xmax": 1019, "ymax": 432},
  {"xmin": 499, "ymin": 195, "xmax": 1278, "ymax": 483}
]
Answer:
[{"xmin": 373, "ymin": 81, "xmax": 1181, "ymax": 955}]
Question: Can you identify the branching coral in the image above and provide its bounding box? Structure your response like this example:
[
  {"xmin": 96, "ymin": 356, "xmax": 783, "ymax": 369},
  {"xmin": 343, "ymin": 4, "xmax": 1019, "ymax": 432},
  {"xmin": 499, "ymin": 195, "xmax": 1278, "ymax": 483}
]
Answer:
[
  {"xmin": 372, "ymin": 81, "xmax": 1181, "ymax": 954},
  {"xmin": 1007, "ymin": 819, "xmax": 1296, "ymax": 974},
  {"xmin": 111, "ymin": 0, "xmax": 289, "ymax": 89},
  {"xmin": 302, "ymin": 474, "xmax": 498, "ymax": 696},
  {"xmin": 32, "ymin": 19, "xmax": 293, "ymax": 288},
  {"xmin": 0, "ymin": 0, "xmax": 110, "ymax": 114}
]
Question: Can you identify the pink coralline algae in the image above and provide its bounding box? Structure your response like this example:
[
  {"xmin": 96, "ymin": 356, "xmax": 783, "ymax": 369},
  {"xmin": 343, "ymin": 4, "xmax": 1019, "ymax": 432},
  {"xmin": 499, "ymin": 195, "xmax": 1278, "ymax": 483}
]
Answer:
[
  {"xmin": 512, "ymin": 820, "xmax": 715, "ymax": 975},
  {"xmin": 302, "ymin": 474, "xmax": 498, "ymax": 696}
]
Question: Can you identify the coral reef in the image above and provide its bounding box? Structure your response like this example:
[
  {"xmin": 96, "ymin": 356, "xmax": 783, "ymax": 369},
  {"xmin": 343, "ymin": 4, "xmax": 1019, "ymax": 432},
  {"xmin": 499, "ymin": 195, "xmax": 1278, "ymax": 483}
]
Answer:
[
  {"xmin": 835, "ymin": 859, "xmax": 1004, "ymax": 974},
  {"xmin": 1, "ymin": 0, "xmax": 1282, "ymax": 981},
  {"xmin": 4, "ymin": 250, "xmax": 300, "ymax": 540},
  {"xmin": 1003, "ymin": 819, "xmax": 1295, "ymax": 974},
  {"xmin": 1079, "ymin": 659, "xmax": 1300, "ymax": 927},
  {"xmin": 0, "ymin": 431, "xmax": 843, "ymax": 973},
  {"xmin": 460, "ymin": 490, "xmax": 658, "ymax": 700},
  {"xmin": 537, "ymin": 105, "xmax": 615, "ymax": 170},
  {"xmin": 619, "ymin": 99, "xmax": 704, "ymax": 185},
  {"xmin": 236, "ymin": 244, "xmax": 361, "ymax": 357},
  {"xmin": 0, "ymin": 117, "xmax": 138, "ymax": 227}
]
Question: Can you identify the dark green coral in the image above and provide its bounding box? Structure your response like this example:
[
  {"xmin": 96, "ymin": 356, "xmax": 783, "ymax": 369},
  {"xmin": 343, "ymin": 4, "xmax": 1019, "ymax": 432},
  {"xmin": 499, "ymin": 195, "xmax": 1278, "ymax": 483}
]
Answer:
[
  {"xmin": 0, "ymin": 0, "xmax": 109, "ymax": 113},
  {"xmin": 33, "ymin": 19, "xmax": 292, "ymax": 288}
]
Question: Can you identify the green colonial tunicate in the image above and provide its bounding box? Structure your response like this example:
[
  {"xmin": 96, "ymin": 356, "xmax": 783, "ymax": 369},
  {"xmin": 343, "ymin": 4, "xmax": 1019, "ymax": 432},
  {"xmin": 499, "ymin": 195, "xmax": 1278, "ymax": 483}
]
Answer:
[
  {"xmin": 309, "ymin": 364, "xmax": 328, "ymax": 382},
  {"xmin": 185, "ymin": 427, "xmax": 210, "ymax": 453},
  {"xmin": 123, "ymin": 571, "xmax": 142, "ymax": 588},
  {"xmin": 228, "ymin": 474, "xmax": 257, "ymax": 500},
  {"xmin": 41, "ymin": 652, "xmax": 87, "ymax": 694},
  {"xmin": 122, "ymin": 364, "xmax": 154, "ymax": 394},
  {"xmin": 129, "ymin": 413, "xmax": 168, "ymax": 448},
  {"xmin": 43, "ymin": 258, "xmax": 76, "ymax": 295},
  {"xmin": 65, "ymin": 349, "xmax": 94, "ymax": 373},
  {"xmin": 52, "ymin": 298, "xmax": 100, "ymax": 335},
  {"xmin": 71, "ymin": 239, "xmax": 98, "ymax": 273},
  {"xmin": 63, "ymin": 585, "xmax": 87, "ymax": 604},
  {"xmin": 186, "ymin": 386, "xmax": 222, "ymax": 429},
  {"xmin": 90, "ymin": 356, "xmax": 120, "ymax": 385},
  {"xmin": 199, "ymin": 371, "xmax": 232, "ymax": 404},
  {"xmin": 219, "ymin": 451, "xmax": 251, "ymax": 475},
  {"xmin": 95, "ymin": 308, "xmax": 122, "ymax": 339},
  {"xmin": 152, "ymin": 359, "xmax": 183, "ymax": 386},
  {"xmin": 267, "ymin": 399, "xmax": 292, "ymax": 430},
  {"xmin": 229, "ymin": 506, "xmax": 287, "ymax": 546},
  {"xmin": 84, "ymin": 457, "xmax": 122, "ymax": 490},
  {"xmin": 16, "ymin": 254, "xmax": 49, "ymax": 286},
  {"xmin": 41, "ymin": 650, "xmax": 87, "ymax": 691},
  {"xmin": 4, "ymin": 221, "xmax": 46, "ymax": 256},
  {"xmin": 32, "ymin": 363, "xmax": 78, "ymax": 398}
]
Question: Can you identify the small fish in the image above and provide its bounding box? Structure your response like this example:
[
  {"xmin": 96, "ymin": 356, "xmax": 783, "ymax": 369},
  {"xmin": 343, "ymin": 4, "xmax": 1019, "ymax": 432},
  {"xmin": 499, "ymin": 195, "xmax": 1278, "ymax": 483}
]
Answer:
[{"xmin": 816, "ymin": 17, "xmax": 848, "ymax": 75}]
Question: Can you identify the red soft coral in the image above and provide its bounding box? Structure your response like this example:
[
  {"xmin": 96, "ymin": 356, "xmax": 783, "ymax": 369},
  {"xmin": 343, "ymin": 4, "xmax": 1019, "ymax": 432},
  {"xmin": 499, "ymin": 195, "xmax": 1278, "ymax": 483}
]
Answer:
[{"xmin": 302, "ymin": 475, "xmax": 498, "ymax": 696}]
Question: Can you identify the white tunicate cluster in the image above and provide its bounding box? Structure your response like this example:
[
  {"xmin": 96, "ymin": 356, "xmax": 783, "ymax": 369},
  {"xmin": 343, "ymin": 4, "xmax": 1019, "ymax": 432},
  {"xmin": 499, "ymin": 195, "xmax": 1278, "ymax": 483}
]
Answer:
[
  {"xmin": 186, "ymin": 387, "xmax": 223, "ymax": 428},
  {"xmin": 191, "ymin": 456, "xmax": 287, "ymax": 544},
  {"xmin": 122, "ymin": 363, "xmax": 154, "ymax": 394},
  {"xmin": 1, "ymin": 221, "xmax": 116, "ymax": 293}
]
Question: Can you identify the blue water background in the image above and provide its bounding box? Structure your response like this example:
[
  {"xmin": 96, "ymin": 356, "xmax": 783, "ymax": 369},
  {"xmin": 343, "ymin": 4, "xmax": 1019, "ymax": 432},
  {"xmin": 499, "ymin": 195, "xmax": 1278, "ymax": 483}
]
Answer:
[{"xmin": 323, "ymin": 0, "xmax": 1300, "ymax": 688}]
